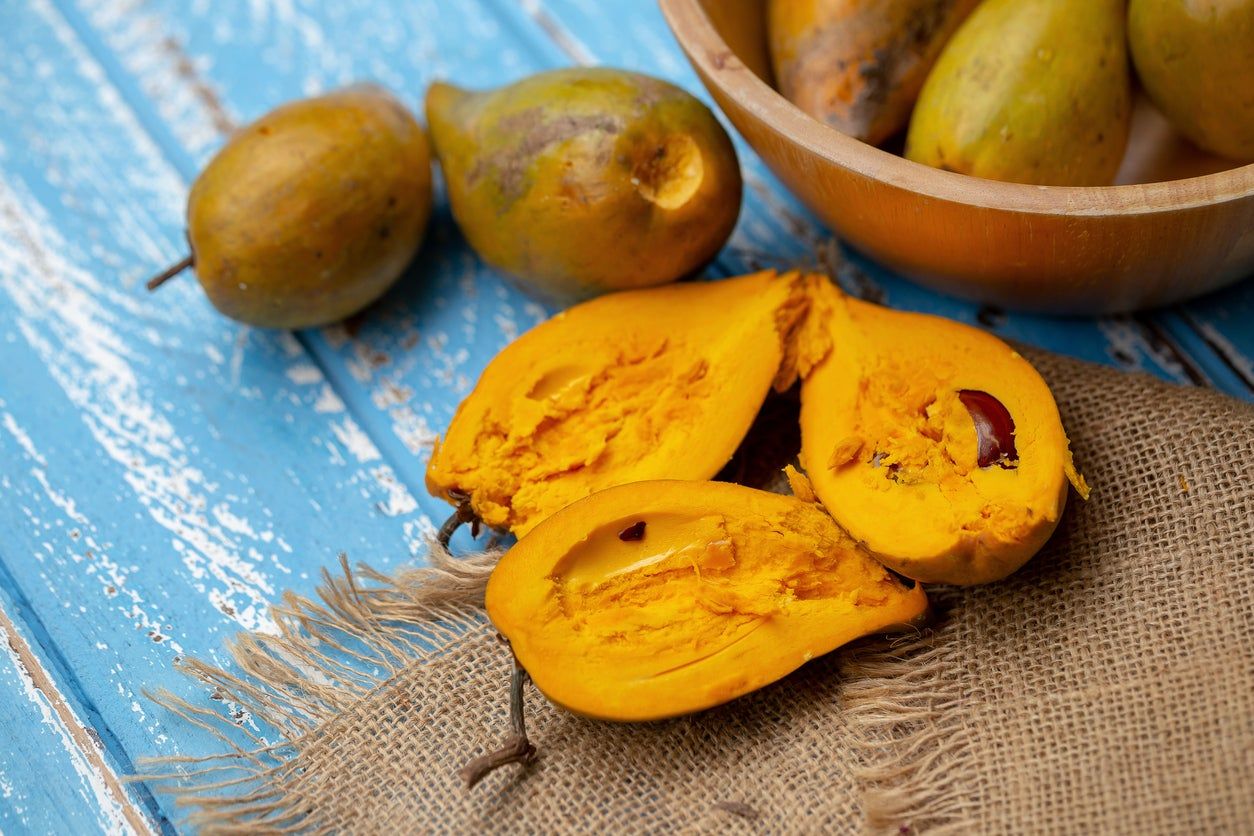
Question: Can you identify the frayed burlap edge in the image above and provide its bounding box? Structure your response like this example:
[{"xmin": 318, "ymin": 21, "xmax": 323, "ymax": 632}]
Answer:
[
  {"xmin": 138, "ymin": 535, "xmax": 968, "ymax": 833},
  {"xmin": 840, "ymin": 590, "xmax": 973, "ymax": 835},
  {"xmin": 137, "ymin": 539, "xmax": 503, "ymax": 833}
]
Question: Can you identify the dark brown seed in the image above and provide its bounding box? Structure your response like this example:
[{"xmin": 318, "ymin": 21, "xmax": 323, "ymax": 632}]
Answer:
[
  {"xmin": 958, "ymin": 389, "xmax": 1018, "ymax": 469},
  {"xmin": 618, "ymin": 521, "xmax": 646, "ymax": 541}
]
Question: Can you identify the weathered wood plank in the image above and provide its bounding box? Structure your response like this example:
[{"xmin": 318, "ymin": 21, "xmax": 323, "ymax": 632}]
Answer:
[
  {"xmin": 0, "ymin": 0, "xmax": 453, "ymax": 827},
  {"xmin": 1, "ymin": 0, "xmax": 1244, "ymax": 830},
  {"xmin": 66, "ymin": 0, "xmax": 556, "ymax": 499},
  {"xmin": 1175, "ymin": 290, "xmax": 1254, "ymax": 394},
  {"xmin": 515, "ymin": 0, "xmax": 1254, "ymax": 400},
  {"xmin": 0, "ymin": 587, "xmax": 152, "ymax": 835}
]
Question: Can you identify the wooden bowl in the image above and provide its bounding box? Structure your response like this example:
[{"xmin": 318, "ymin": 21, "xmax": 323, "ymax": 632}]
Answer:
[{"xmin": 660, "ymin": 0, "xmax": 1254, "ymax": 314}]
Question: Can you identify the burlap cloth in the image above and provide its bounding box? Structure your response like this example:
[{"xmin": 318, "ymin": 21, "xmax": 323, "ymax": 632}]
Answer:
[{"xmin": 149, "ymin": 351, "xmax": 1254, "ymax": 833}]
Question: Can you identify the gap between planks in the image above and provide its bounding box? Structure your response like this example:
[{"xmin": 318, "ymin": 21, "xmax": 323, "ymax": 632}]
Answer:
[
  {"xmin": 15, "ymin": 0, "xmax": 1246, "ymax": 827},
  {"xmin": 1180, "ymin": 310, "xmax": 1254, "ymax": 392},
  {"xmin": 63, "ymin": 0, "xmax": 1254, "ymax": 419},
  {"xmin": 0, "ymin": 600, "xmax": 155, "ymax": 836}
]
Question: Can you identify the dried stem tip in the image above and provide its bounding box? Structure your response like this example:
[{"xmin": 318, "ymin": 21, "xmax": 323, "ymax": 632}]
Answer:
[
  {"xmin": 460, "ymin": 648, "xmax": 536, "ymax": 789},
  {"xmin": 145, "ymin": 254, "xmax": 194, "ymax": 292},
  {"xmin": 437, "ymin": 492, "xmax": 482, "ymax": 550}
]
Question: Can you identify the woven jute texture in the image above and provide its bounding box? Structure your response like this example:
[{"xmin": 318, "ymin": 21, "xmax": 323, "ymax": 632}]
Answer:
[{"xmin": 148, "ymin": 352, "xmax": 1254, "ymax": 834}]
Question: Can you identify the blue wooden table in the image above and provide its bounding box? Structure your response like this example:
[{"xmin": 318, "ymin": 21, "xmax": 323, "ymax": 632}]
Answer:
[{"xmin": 0, "ymin": 1, "xmax": 1251, "ymax": 832}]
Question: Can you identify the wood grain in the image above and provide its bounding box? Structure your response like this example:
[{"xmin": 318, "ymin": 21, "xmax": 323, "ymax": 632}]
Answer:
[{"xmin": 0, "ymin": 1, "xmax": 452, "ymax": 827}]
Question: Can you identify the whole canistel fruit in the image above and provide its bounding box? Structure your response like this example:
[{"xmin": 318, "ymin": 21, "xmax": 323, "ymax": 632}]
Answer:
[
  {"xmin": 768, "ymin": 0, "xmax": 980, "ymax": 145},
  {"xmin": 426, "ymin": 67, "xmax": 742, "ymax": 306},
  {"xmin": 905, "ymin": 0, "xmax": 1131, "ymax": 185},
  {"xmin": 150, "ymin": 85, "xmax": 432, "ymax": 329},
  {"xmin": 1128, "ymin": 0, "xmax": 1254, "ymax": 161}
]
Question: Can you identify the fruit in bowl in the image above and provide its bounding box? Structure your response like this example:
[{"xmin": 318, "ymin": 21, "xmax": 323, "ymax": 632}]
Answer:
[
  {"xmin": 660, "ymin": 0, "xmax": 1254, "ymax": 312},
  {"xmin": 904, "ymin": 0, "xmax": 1132, "ymax": 186},
  {"xmin": 1128, "ymin": 0, "xmax": 1254, "ymax": 162}
]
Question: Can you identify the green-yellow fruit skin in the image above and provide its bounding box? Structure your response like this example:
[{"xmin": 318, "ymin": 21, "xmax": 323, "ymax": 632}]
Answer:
[
  {"xmin": 1129, "ymin": 0, "xmax": 1254, "ymax": 161},
  {"xmin": 905, "ymin": 0, "xmax": 1132, "ymax": 186},
  {"xmin": 426, "ymin": 67, "xmax": 742, "ymax": 306},
  {"xmin": 187, "ymin": 86, "xmax": 432, "ymax": 329}
]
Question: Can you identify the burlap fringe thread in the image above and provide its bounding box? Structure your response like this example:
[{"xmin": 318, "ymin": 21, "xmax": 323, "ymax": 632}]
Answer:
[
  {"xmin": 139, "ymin": 539, "xmax": 963, "ymax": 833},
  {"xmin": 841, "ymin": 590, "xmax": 972, "ymax": 834},
  {"xmin": 139, "ymin": 542, "xmax": 501, "ymax": 832}
]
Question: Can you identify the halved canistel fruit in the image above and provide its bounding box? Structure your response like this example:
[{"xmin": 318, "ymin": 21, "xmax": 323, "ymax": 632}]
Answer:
[
  {"xmin": 799, "ymin": 288, "xmax": 1089, "ymax": 586},
  {"xmin": 426, "ymin": 270, "xmax": 831, "ymax": 537},
  {"xmin": 485, "ymin": 480, "xmax": 928, "ymax": 721}
]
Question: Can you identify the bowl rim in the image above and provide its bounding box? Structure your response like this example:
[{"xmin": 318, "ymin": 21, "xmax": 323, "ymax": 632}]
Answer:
[{"xmin": 659, "ymin": 0, "xmax": 1254, "ymax": 218}]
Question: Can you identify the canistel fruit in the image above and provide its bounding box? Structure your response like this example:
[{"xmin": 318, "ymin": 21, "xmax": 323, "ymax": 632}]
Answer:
[
  {"xmin": 150, "ymin": 86, "xmax": 432, "ymax": 329},
  {"xmin": 485, "ymin": 480, "xmax": 928, "ymax": 721},
  {"xmin": 426, "ymin": 270, "xmax": 830, "ymax": 537},
  {"xmin": 799, "ymin": 284, "xmax": 1088, "ymax": 586},
  {"xmin": 425, "ymin": 67, "xmax": 742, "ymax": 305},
  {"xmin": 768, "ymin": 0, "xmax": 980, "ymax": 145},
  {"xmin": 1128, "ymin": 0, "xmax": 1254, "ymax": 161},
  {"xmin": 905, "ymin": 0, "xmax": 1131, "ymax": 186}
]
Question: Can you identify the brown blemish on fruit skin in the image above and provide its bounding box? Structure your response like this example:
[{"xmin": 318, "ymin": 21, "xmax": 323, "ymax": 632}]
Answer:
[
  {"xmin": 466, "ymin": 109, "xmax": 623, "ymax": 204},
  {"xmin": 768, "ymin": 0, "xmax": 980, "ymax": 145},
  {"xmin": 905, "ymin": 0, "xmax": 1131, "ymax": 186},
  {"xmin": 425, "ymin": 67, "xmax": 742, "ymax": 305}
]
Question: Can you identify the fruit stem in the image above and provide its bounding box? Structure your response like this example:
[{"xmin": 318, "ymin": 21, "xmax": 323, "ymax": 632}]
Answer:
[
  {"xmin": 436, "ymin": 492, "xmax": 482, "ymax": 550},
  {"xmin": 145, "ymin": 254, "xmax": 194, "ymax": 292},
  {"xmin": 459, "ymin": 642, "xmax": 536, "ymax": 789}
]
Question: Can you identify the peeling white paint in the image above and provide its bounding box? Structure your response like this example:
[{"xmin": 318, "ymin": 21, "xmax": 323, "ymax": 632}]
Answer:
[
  {"xmin": 30, "ymin": 470, "xmax": 90, "ymax": 528},
  {"xmin": 2, "ymin": 412, "xmax": 46, "ymax": 466},
  {"xmin": 285, "ymin": 363, "xmax": 323, "ymax": 386},
  {"xmin": 313, "ymin": 384, "xmax": 345, "ymax": 414},
  {"xmin": 403, "ymin": 516, "xmax": 438, "ymax": 554},
  {"xmin": 78, "ymin": 0, "xmax": 233, "ymax": 161},
  {"xmin": 212, "ymin": 503, "xmax": 259, "ymax": 539},
  {"xmin": 0, "ymin": 406, "xmax": 184, "ymax": 654},
  {"xmin": 0, "ymin": 179, "xmax": 283, "ymax": 634},
  {"xmin": 389, "ymin": 405, "xmax": 438, "ymax": 456},
  {"xmin": 330, "ymin": 418, "xmax": 382, "ymax": 464},
  {"xmin": 371, "ymin": 466, "xmax": 418, "ymax": 517}
]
